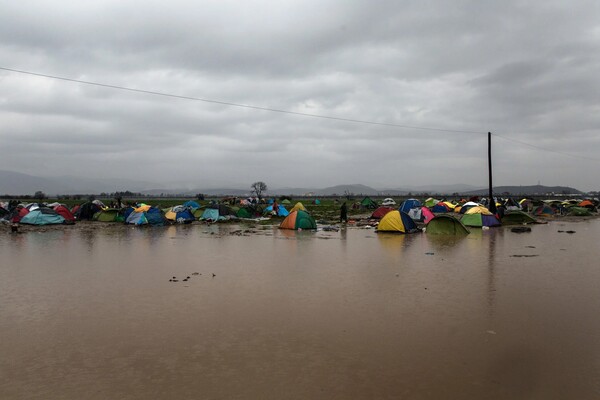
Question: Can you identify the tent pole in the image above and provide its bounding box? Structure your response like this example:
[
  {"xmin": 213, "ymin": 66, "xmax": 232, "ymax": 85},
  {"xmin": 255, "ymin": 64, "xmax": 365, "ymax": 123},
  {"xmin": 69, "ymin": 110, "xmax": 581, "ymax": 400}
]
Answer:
[{"xmin": 488, "ymin": 132, "xmax": 496, "ymax": 213}]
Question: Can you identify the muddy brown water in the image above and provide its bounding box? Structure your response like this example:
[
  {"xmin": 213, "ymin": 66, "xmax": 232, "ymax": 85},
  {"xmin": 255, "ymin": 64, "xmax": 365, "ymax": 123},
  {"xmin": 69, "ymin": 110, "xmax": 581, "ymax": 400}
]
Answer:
[{"xmin": 2, "ymin": 220, "xmax": 600, "ymax": 399}]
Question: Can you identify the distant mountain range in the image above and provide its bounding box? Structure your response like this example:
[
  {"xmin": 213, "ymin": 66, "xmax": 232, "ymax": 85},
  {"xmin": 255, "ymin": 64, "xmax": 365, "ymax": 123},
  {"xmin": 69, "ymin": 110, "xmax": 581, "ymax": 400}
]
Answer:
[{"xmin": 0, "ymin": 170, "xmax": 585, "ymax": 197}]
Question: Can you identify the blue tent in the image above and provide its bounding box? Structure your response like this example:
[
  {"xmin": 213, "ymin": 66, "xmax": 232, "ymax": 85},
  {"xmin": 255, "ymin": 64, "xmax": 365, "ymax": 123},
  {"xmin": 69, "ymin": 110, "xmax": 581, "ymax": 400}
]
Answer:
[
  {"xmin": 263, "ymin": 205, "xmax": 289, "ymax": 217},
  {"xmin": 183, "ymin": 200, "xmax": 201, "ymax": 209},
  {"xmin": 20, "ymin": 208, "xmax": 65, "ymax": 225},
  {"xmin": 200, "ymin": 208, "xmax": 221, "ymax": 221},
  {"xmin": 399, "ymin": 198, "xmax": 422, "ymax": 214},
  {"xmin": 125, "ymin": 207, "xmax": 166, "ymax": 226},
  {"xmin": 165, "ymin": 206, "xmax": 196, "ymax": 224}
]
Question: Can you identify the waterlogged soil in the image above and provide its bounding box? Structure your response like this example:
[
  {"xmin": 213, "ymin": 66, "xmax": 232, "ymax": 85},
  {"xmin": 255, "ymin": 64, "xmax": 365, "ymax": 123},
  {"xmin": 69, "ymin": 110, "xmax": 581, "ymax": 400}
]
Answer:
[{"xmin": 2, "ymin": 217, "xmax": 600, "ymax": 399}]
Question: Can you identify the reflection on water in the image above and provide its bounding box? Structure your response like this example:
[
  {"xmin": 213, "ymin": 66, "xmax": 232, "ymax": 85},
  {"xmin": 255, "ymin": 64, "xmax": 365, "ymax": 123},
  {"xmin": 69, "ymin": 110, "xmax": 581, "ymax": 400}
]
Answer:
[{"xmin": 2, "ymin": 220, "xmax": 600, "ymax": 399}]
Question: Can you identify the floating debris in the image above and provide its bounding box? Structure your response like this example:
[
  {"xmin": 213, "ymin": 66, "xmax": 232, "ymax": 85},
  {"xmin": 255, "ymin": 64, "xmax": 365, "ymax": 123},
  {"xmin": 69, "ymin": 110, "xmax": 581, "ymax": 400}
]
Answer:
[
  {"xmin": 510, "ymin": 254, "xmax": 539, "ymax": 257},
  {"xmin": 511, "ymin": 227, "xmax": 531, "ymax": 233}
]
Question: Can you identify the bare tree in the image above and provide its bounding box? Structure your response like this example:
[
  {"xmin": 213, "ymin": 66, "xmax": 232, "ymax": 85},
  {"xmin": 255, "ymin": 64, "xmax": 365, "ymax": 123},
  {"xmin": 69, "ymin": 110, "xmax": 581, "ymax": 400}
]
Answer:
[{"xmin": 251, "ymin": 181, "xmax": 267, "ymax": 198}]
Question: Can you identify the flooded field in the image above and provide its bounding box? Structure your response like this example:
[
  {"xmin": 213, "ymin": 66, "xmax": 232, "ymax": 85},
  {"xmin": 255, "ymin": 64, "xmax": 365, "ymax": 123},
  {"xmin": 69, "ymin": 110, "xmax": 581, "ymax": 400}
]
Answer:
[{"xmin": 2, "ymin": 219, "xmax": 600, "ymax": 399}]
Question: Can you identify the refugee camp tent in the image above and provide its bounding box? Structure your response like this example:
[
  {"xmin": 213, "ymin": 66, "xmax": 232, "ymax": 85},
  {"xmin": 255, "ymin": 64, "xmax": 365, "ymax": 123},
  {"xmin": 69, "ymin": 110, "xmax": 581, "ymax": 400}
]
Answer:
[
  {"xmin": 568, "ymin": 206, "xmax": 593, "ymax": 216},
  {"xmin": 264, "ymin": 204, "xmax": 289, "ymax": 217},
  {"xmin": 501, "ymin": 211, "xmax": 537, "ymax": 225},
  {"xmin": 94, "ymin": 208, "xmax": 124, "ymax": 222},
  {"xmin": 281, "ymin": 199, "xmax": 291, "ymax": 205},
  {"xmin": 408, "ymin": 206, "xmax": 435, "ymax": 224},
  {"xmin": 399, "ymin": 198, "xmax": 422, "ymax": 214},
  {"xmin": 533, "ymin": 204, "xmax": 556, "ymax": 216},
  {"xmin": 503, "ymin": 198, "xmax": 521, "ymax": 211},
  {"xmin": 279, "ymin": 210, "xmax": 317, "ymax": 230},
  {"xmin": 125, "ymin": 207, "xmax": 166, "ymax": 226},
  {"xmin": 458, "ymin": 201, "xmax": 479, "ymax": 214},
  {"xmin": 312, "ymin": 199, "xmax": 321, "ymax": 205},
  {"xmin": 290, "ymin": 202, "xmax": 307, "ymax": 213},
  {"xmin": 381, "ymin": 198, "xmax": 396, "ymax": 206},
  {"xmin": 20, "ymin": 207, "xmax": 65, "ymax": 225},
  {"xmin": 431, "ymin": 202, "xmax": 451, "ymax": 213},
  {"xmin": 371, "ymin": 206, "xmax": 394, "ymax": 219},
  {"xmin": 443, "ymin": 201, "xmax": 457, "ymax": 210},
  {"xmin": 165, "ymin": 206, "xmax": 195, "ymax": 223},
  {"xmin": 360, "ymin": 197, "xmax": 378, "ymax": 209},
  {"xmin": 578, "ymin": 200, "xmax": 596, "ymax": 210},
  {"xmin": 183, "ymin": 200, "xmax": 201, "ymax": 210},
  {"xmin": 424, "ymin": 198, "xmax": 439, "ymax": 208},
  {"xmin": 200, "ymin": 208, "xmax": 222, "ymax": 222},
  {"xmin": 236, "ymin": 207, "xmax": 254, "ymax": 218},
  {"xmin": 376, "ymin": 211, "xmax": 418, "ymax": 233},
  {"xmin": 75, "ymin": 202, "xmax": 101, "ymax": 220},
  {"xmin": 461, "ymin": 210, "xmax": 501, "ymax": 228},
  {"xmin": 8, "ymin": 206, "xmax": 29, "ymax": 223},
  {"xmin": 53, "ymin": 205, "xmax": 75, "ymax": 223},
  {"xmin": 426, "ymin": 215, "xmax": 470, "ymax": 235}
]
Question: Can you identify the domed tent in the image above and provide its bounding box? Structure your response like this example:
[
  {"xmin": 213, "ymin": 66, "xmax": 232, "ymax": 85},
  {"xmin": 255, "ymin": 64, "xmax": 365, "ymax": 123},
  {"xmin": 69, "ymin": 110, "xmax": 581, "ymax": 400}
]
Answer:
[
  {"xmin": 279, "ymin": 210, "xmax": 317, "ymax": 230},
  {"xmin": 381, "ymin": 198, "xmax": 396, "ymax": 206},
  {"xmin": 431, "ymin": 202, "xmax": 451, "ymax": 213},
  {"xmin": 424, "ymin": 198, "xmax": 439, "ymax": 208},
  {"xmin": 125, "ymin": 206, "xmax": 166, "ymax": 226},
  {"xmin": 567, "ymin": 206, "xmax": 593, "ymax": 216},
  {"xmin": 20, "ymin": 207, "xmax": 65, "ymax": 225},
  {"xmin": 533, "ymin": 204, "xmax": 556, "ymax": 216},
  {"xmin": 165, "ymin": 206, "xmax": 195, "ymax": 223},
  {"xmin": 263, "ymin": 204, "xmax": 289, "ymax": 217},
  {"xmin": 458, "ymin": 201, "xmax": 480, "ymax": 214},
  {"xmin": 376, "ymin": 210, "xmax": 418, "ymax": 233},
  {"xmin": 183, "ymin": 200, "xmax": 201, "ymax": 210},
  {"xmin": 290, "ymin": 202, "xmax": 307, "ymax": 213},
  {"xmin": 94, "ymin": 208, "xmax": 124, "ymax": 222},
  {"xmin": 408, "ymin": 206, "xmax": 435, "ymax": 224},
  {"xmin": 399, "ymin": 198, "xmax": 422, "ymax": 214},
  {"xmin": 371, "ymin": 206, "xmax": 394, "ymax": 219},
  {"xmin": 426, "ymin": 215, "xmax": 470, "ymax": 235},
  {"xmin": 53, "ymin": 204, "xmax": 75, "ymax": 223},
  {"xmin": 360, "ymin": 196, "xmax": 377, "ymax": 209},
  {"xmin": 461, "ymin": 207, "xmax": 500, "ymax": 228},
  {"xmin": 501, "ymin": 211, "xmax": 537, "ymax": 225}
]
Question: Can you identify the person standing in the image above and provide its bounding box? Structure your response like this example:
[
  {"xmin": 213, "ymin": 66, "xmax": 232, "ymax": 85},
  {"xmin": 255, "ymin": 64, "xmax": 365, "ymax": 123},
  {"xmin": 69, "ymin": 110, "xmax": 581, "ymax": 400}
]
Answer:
[{"xmin": 340, "ymin": 202, "xmax": 348, "ymax": 223}]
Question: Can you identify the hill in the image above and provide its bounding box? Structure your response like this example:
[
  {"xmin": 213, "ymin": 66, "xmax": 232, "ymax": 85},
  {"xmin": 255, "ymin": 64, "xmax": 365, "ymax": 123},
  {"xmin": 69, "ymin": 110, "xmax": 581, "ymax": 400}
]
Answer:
[{"xmin": 464, "ymin": 185, "xmax": 583, "ymax": 196}]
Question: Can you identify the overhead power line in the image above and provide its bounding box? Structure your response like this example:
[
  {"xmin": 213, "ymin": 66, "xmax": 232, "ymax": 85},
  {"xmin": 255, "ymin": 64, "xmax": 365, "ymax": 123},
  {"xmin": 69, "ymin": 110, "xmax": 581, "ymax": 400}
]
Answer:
[
  {"xmin": 1, "ymin": 66, "xmax": 598, "ymax": 162},
  {"xmin": 0, "ymin": 66, "xmax": 484, "ymax": 135}
]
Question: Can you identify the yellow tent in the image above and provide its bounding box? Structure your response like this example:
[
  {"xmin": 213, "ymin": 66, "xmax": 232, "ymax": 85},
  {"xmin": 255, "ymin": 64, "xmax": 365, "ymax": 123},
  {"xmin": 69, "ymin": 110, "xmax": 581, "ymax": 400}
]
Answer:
[
  {"xmin": 465, "ymin": 206, "xmax": 493, "ymax": 215},
  {"xmin": 290, "ymin": 202, "xmax": 307, "ymax": 213}
]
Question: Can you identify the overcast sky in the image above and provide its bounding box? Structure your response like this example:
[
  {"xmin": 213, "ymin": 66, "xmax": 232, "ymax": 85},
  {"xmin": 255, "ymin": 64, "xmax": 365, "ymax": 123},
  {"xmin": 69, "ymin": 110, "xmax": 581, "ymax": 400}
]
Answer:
[{"xmin": 1, "ymin": 1, "xmax": 599, "ymax": 191}]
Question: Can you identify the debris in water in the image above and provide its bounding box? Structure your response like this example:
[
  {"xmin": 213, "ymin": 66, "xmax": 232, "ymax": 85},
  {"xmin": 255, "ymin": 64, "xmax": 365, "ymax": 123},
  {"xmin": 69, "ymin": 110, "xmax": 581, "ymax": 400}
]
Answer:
[
  {"xmin": 486, "ymin": 330, "xmax": 497, "ymax": 335},
  {"xmin": 425, "ymin": 252, "xmax": 434, "ymax": 255},
  {"xmin": 511, "ymin": 227, "xmax": 531, "ymax": 233},
  {"xmin": 510, "ymin": 254, "xmax": 539, "ymax": 257}
]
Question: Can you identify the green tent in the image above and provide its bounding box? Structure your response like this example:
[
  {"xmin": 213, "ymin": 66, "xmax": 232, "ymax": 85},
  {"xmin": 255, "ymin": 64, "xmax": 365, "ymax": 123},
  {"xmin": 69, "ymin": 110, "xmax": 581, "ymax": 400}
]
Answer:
[
  {"xmin": 426, "ymin": 215, "xmax": 469, "ymax": 235},
  {"xmin": 567, "ymin": 206, "xmax": 592, "ymax": 216},
  {"xmin": 360, "ymin": 196, "xmax": 377, "ymax": 209},
  {"xmin": 93, "ymin": 208, "xmax": 123, "ymax": 222},
  {"xmin": 236, "ymin": 207, "xmax": 253, "ymax": 218},
  {"xmin": 501, "ymin": 211, "xmax": 537, "ymax": 225},
  {"xmin": 281, "ymin": 199, "xmax": 291, "ymax": 204}
]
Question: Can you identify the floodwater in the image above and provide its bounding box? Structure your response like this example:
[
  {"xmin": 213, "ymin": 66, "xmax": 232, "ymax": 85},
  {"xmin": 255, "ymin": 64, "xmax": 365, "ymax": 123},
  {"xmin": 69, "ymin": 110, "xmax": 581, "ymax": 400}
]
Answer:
[{"xmin": 1, "ymin": 220, "xmax": 600, "ymax": 399}]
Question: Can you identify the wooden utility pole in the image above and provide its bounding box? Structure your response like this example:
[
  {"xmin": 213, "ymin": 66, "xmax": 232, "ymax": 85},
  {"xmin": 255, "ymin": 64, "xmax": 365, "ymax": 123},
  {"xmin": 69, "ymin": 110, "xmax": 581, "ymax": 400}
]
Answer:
[{"xmin": 488, "ymin": 132, "xmax": 496, "ymax": 213}]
